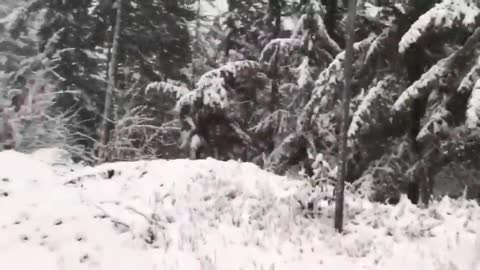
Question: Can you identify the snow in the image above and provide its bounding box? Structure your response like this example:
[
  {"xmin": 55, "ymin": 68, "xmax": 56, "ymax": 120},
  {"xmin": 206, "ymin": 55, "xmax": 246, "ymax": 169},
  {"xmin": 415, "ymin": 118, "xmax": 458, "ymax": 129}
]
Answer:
[
  {"xmin": 466, "ymin": 79, "xmax": 480, "ymax": 128},
  {"xmin": 393, "ymin": 56, "xmax": 452, "ymax": 113},
  {"xmin": 175, "ymin": 72, "xmax": 228, "ymax": 111},
  {"xmin": 198, "ymin": 0, "xmax": 228, "ymax": 18},
  {"xmin": 459, "ymin": 56, "xmax": 480, "ymax": 93},
  {"xmin": 348, "ymin": 76, "xmax": 393, "ymax": 141},
  {"xmin": 399, "ymin": 0, "xmax": 480, "ymax": 54},
  {"xmin": 314, "ymin": 37, "xmax": 372, "ymax": 105},
  {"xmin": 362, "ymin": 2, "xmax": 383, "ymax": 19},
  {"xmin": 292, "ymin": 13, "xmax": 340, "ymax": 54},
  {"xmin": 310, "ymin": 50, "xmax": 345, "ymax": 108},
  {"xmin": 296, "ymin": 57, "xmax": 312, "ymax": 89},
  {"xmin": 416, "ymin": 106, "xmax": 451, "ymax": 142},
  {"xmin": 187, "ymin": 0, "xmax": 229, "ymax": 35},
  {"xmin": 146, "ymin": 81, "xmax": 190, "ymax": 99},
  {"xmin": 87, "ymin": 0, "xmax": 99, "ymax": 15},
  {"xmin": 176, "ymin": 60, "xmax": 261, "ymax": 111},
  {"xmin": 0, "ymin": 6, "xmax": 26, "ymax": 31},
  {"xmin": 251, "ymin": 110, "xmax": 291, "ymax": 133},
  {"xmin": 259, "ymin": 38, "xmax": 303, "ymax": 63},
  {"xmin": 0, "ymin": 149, "xmax": 480, "ymax": 270},
  {"xmin": 282, "ymin": 17, "xmax": 297, "ymax": 32},
  {"xmin": 296, "ymin": 36, "xmax": 373, "ymax": 133},
  {"xmin": 365, "ymin": 29, "xmax": 389, "ymax": 65}
]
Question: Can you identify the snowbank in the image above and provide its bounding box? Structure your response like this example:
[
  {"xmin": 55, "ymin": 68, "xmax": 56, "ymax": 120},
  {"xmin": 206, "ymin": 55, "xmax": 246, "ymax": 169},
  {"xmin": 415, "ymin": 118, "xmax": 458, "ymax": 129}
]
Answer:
[{"xmin": 0, "ymin": 150, "xmax": 479, "ymax": 270}]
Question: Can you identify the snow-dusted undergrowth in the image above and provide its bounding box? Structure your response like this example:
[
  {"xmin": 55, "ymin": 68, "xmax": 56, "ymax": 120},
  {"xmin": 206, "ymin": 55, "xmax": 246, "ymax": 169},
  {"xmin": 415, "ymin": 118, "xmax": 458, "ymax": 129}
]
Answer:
[{"xmin": 0, "ymin": 149, "xmax": 479, "ymax": 270}]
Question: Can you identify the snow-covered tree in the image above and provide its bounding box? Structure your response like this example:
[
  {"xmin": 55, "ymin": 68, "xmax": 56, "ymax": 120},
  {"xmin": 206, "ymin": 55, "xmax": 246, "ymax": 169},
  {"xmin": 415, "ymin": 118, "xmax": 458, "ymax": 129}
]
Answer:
[
  {"xmin": 3, "ymin": 0, "xmax": 480, "ymax": 205},
  {"xmin": 266, "ymin": 0, "xmax": 480, "ymax": 205},
  {"xmin": 0, "ymin": 0, "xmax": 87, "ymax": 156},
  {"xmin": 353, "ymin": 0, "xmax": 480, "ymax": 204},
  {"xmin": 0, "ymin": 0, "xmax": 196, "ymax": 161},
  {"xmin": 174, "ymin": 60, "xmax": 266, "ymax": 159}
]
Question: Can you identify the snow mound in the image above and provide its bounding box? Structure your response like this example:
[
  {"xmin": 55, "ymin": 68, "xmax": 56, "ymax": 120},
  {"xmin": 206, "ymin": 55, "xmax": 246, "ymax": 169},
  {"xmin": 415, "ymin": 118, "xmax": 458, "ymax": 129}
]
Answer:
[
  {"xmin": 0, "ymin": 150, "xmax": 479, "ymax": 270},
  {"xmin": 0, "ymin": 150, "xmax": 57, "ymax": 183}
]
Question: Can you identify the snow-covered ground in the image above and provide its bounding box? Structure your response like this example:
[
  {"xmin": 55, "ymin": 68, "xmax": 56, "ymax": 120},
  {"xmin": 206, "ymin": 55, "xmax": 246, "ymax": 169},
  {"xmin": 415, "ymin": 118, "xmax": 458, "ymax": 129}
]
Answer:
[{"xmin": 0, "ymin": 149, "xmax": 479, "ymax": 270}]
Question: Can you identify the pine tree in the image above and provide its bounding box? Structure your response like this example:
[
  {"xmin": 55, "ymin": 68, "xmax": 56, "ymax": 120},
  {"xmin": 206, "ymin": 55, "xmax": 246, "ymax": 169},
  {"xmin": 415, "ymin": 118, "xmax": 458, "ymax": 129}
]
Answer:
[
  {"xmin": 174, "ymin": 60, "xmax": 264, "ymax": 160},
  {"xmin": 152, "ymin": 0, "xmax": 339, "ymax": 162},
  {"xmin": 268, "ymin": 0, "xmax": 480, "ymax": 204},
  {"xmin": 3, "ymin": 0, "xmax": 480, "ymax": 203},
  {"xmin": 349, "ymin": 0, "xmax": 480, "ymax": 203},
  {"xmin": 0, "ymin": 1, "xmax": 85, "ymax": 155},
  {"xmin": 98, "ymin": 0, "xmax": 123, "ymax": 161},
  {"xmin": 0, "ymin": 0, "xmax": 195, "ymax": 161},
  {"xmin": 335, "ymin": 0, "xmax": 357, "ymax": 232}
]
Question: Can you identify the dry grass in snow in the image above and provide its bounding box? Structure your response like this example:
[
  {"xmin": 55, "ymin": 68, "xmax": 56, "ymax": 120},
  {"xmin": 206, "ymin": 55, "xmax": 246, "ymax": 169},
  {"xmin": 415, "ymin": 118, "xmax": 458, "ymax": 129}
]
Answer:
[{"xmin": 0, "ymin": 149, "xmax": 479, "ymax": 270}]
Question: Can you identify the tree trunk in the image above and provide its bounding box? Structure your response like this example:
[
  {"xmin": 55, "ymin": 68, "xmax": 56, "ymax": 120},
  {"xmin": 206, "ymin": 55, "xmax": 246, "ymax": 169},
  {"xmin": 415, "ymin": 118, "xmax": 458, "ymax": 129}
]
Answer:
[
  {"xmin": 267, "ymin": 57, "xmax": 279, "ymax": 154},
  {"xmin": 268, "ymin": 0, "xmax": 281, "ymax": 112},
  {"xmin": 267, "ymin": 0, "xmax": 282, "ymax": 153},
  {"xmin": 165, "ymin": 0, "xmax": 178, "ymax": 10},
  {"xmin": 191, "ymin": 0, "xmax": 201, "ymax": 88},
  {"xmin": 334, "ymin": 0, "xmax": 356, "ymax": 233},
  {"xmin": 228, "ymin": 0, "xmax": 236, "ymax": 11},
  {"xmin": 325, "ymin": 0, "xmax": 339, "ymax": 46},
  {"xmin": 269, "ymin": 0, "xmax": 282, "ymax": 38},
  {"xmin": 98, "ymin": 0, "xmax": 123, "ymax": 162}
]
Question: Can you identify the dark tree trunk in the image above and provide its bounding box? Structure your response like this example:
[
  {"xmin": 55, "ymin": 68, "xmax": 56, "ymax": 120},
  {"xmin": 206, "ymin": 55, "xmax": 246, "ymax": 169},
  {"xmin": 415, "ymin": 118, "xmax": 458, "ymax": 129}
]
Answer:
[
  {"xmin": 267, "ymin": 0, "xmax": 282, "ymax": 153},
  {"xmin": 325, "ymin": 0, "xmax": 340, "ymax": 47},
  {"xmin": 268, "ymin": 0, "xmax": 281, "ymax": 112},
  {"xmin": 269, "ymin": 0, "xmax": 282, "ymax": 38},
  {"xmin": 402, "ymin": 0, "xmax": 439, "ymax": 204},
  {"xmin": 165, "ymin": 0, "xmax": 178, "ymax": 10},
  {"xmin": 224, "ymin": 0, "xmax": 239, "ymax": 59},
  {"xmin": 191, "ymin": 0, "xmax": 201, "ymax": 87},
  {"xmin": 334, "ymin": 0, "xmax": 356, "ymax": 233},
  {"xmin": 228, "ymin": 0, "xmax": 236, "ymax": 11},
  {"xmin": 98, "ymin": 0, "xmax": 123, "ymax": 162}
]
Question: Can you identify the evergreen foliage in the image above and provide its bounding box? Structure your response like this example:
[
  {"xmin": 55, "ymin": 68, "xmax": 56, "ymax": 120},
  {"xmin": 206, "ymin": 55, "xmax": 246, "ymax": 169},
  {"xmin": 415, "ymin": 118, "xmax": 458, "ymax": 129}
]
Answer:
[{"xmin": 1, "ymin": 0, "xmax": 480, "ymax": 203}]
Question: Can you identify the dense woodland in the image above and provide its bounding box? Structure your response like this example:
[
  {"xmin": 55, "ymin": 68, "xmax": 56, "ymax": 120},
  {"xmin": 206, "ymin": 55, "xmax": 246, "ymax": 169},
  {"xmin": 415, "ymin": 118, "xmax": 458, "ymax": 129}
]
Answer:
[{"xmin": 1, "ymin": 0, "xmax": 480, "ymax": 206}]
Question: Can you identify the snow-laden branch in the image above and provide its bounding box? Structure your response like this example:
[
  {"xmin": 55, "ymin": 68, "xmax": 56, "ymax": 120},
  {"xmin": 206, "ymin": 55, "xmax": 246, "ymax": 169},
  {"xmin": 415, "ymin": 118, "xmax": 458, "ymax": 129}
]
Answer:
[
  {"xmin": 0, "ymin": 0, "xmax": 48, "ymax": 38},
  {"xmin": 416, "ymin": 106, "xmax": 451, "ymax": 142},
  {"xmin": 292, "ymin": 13, "xmax": 341, "ymax": 55},
  {"xmin": 296, "ymin": 57, "xmax": 313, "ymax": 90},
  {"xmin": 146, "ymin": 81, "xmax": 190, "ymax": 99},
  {"xmin": 44, "ymin": 28, "xmax": 66, "ymax": 56},
  {"xmin": 458, "ymin": 56, "xmax": 480, "ymax": 93},
  {"xmin": 466, "ymin": 79, "xmax": 480, "ymax": 128},
  {"xmin": 364, "ymin": 27, "xmax": 394, "ymax": 66},
  {"xmin": 176, "ymin": 60, "xmax": 262, "ymax": 112},
  {"xmin": 359, "ymin": 2, "xmax": 385, "ymax": 20},
  {"xmin": 297, "ymin": 36, "xmax": 374, "ymax": 133},
  {"xmin": 229, "ymin": 122, "xmax": 253, "ymax": 145},
  {"xmin": 250, "ymin": 110, "xmax": 291, "ymax": 134},
  {"xmin": 196, "ymin": 60, "xmax": 261, "ymax": 89},
  {"xmin": 395, "ymin": 28, "xmax": 480, "ymax": 115},
  {"xmin": 393, "ymin": 55, "xmax": 454, "ymax": 114},
  {"xmin": 0, "ymin": 6, "xmax": 27, "ymax": 34},
  {"xmin": 265, "ymin": 133, "xmax": 304, "ymax": 173},
  {"xmin": 348, "ymin": 75, "xmax": 396, "ymax": 144},
  {"xmin": 399, "ymin": 0, "xmax": 480, "ymax": 54},
  {"xmin": 177, "ymin": 78, "xmax": 228, "ymax": 111},
  {"xmin": 259, "ymin": 38, "xmax": 303, "ymax": 63}
]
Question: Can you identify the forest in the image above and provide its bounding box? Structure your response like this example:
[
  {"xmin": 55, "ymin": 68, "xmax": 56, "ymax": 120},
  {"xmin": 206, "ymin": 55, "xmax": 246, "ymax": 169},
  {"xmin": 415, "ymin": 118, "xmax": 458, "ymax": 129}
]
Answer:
[{"xmin": 1, "ymin": 0, "xmax": 480, "ymax": 208}]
